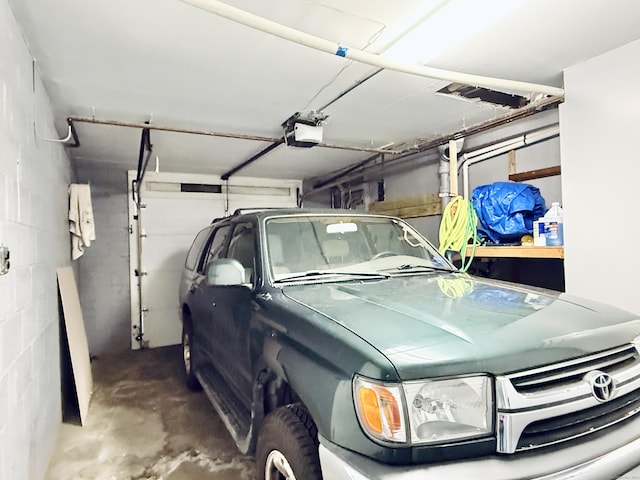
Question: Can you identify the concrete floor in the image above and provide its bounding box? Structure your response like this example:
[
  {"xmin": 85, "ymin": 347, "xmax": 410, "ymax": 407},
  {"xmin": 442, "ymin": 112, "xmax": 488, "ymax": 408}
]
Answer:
[
  {"xmin": 44, "ymin": 344, "xmax": 640, "ymax": 480},
  {"xmin": 46, "ymin": 346, "xmax": 258, "ymax": 480}
]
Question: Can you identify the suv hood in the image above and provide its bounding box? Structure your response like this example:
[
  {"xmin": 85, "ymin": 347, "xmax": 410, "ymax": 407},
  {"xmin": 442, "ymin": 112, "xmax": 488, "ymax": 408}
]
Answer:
[{"xmin": 282, "ymin": 273, "xmax": 640, "ymax": 379}]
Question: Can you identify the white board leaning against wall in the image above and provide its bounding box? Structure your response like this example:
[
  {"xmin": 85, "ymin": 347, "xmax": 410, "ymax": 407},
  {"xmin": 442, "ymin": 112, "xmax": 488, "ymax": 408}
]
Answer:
[{"xmin": 127, "ymin": 171, "xmax": 302, "ymax": 350}]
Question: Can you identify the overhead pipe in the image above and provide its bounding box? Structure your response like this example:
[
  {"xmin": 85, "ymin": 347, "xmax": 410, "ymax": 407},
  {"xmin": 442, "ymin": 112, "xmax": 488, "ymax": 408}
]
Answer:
[
  {"xmin": 67, "ymin": 116, "xmax": 402, "ymax": 156},
  {"xmin": 305, "ymin": 119, "xmax": 561, "ymax": 205},
  {"xmin": 460, "ymin": 124, "xmax": 560, "ymax": 199},
  {"xmin": 179, "ymin": 0, "xmax": 565, "ymax": 98},
  {"xmin": 304, "ymin": 95, "xmax": 562, "ymax": 198},
  {"xmin": 68, "ymin": 116, "xmax": 282, "ymax": 143}
]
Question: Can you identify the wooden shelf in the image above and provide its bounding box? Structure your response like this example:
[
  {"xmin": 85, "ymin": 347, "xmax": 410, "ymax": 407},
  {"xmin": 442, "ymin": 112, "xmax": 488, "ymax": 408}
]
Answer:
[{"xmin": 467, "ymin": 245, "xmax": 564, "ymax": 259}]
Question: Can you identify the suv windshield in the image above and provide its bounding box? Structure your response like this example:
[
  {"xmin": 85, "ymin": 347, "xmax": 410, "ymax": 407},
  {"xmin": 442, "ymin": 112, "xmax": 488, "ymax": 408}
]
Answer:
[{"xmin": 265, "ymin": 214, "xmax": 453, "ymax": 281}]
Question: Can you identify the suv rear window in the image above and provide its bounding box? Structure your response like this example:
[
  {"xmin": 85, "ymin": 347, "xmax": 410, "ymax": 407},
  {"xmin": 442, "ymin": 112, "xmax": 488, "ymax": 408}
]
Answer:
[
  {"xmin": 199, "ymin": 224, "xmax": 232, "ymax": 273},
  {"xmin": 185, "ymin": 226, "xmax": 213, "ymax": 271}
]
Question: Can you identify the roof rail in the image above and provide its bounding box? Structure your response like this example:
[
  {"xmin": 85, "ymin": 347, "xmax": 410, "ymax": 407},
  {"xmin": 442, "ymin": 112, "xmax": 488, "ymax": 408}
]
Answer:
[
  {"xmin": 211, "ymin": 206, "xmax": 296, "ymax": 224},
  {"xmin": 231, "ymin": 207, "xmax": 291, "ymax": 216}
]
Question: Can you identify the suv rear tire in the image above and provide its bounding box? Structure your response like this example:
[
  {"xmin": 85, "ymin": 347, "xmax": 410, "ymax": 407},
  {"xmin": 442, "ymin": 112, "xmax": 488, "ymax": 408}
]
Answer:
[
  {"xmin": 256, "ymin": 403, "xmax": 322, "ymax": 480},
  {"xmin": 182, "ymin": 319, "xmax": 201, "ymax": 391}
]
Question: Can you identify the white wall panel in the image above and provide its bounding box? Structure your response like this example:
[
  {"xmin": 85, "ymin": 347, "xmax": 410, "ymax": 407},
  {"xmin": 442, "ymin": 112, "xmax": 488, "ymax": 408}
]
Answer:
[{"xmin": 561, "ymin": 39, "xmax": 640, "ymax": 315}]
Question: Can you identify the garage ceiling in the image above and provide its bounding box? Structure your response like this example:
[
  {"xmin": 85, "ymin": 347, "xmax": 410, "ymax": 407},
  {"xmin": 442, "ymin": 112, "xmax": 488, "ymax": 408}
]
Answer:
[{"xmin": 8, "ymin": 0, "xmax": 640, "ymax": 187}]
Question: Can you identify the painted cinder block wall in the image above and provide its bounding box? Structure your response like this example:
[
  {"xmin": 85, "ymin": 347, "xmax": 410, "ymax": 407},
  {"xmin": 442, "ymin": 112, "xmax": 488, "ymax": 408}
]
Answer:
[
  {"xmin": 0, "ymin": 1, "xmax": 73, "ymax": 478},
  {"xmin": 72, "ymin": 175, "xmax": 131, "ymax": 356}
]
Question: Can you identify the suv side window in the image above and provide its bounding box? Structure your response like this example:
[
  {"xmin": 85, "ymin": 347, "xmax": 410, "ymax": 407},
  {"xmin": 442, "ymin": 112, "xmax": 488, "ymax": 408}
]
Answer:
[
  {"xmin": 198, "ymin": 224, "xmax": 232, "ymax": 274},
  {"xmin": 185, "ymin": 226, "xmax": 213, "ymax": 271},
  {"xmin": 226, "ymin": 222, "xmax": 255, "ymax": 284}
]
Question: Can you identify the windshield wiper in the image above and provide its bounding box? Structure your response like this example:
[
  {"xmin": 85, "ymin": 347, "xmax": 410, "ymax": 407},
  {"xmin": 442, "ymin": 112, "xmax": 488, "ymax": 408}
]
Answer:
[
  {"xmin": 274, "ymin": 270, "xmax": 390, "ymax": 283},
  {"xmin": 391, "ymin": 264, "xmax": 455, "ymax": 273}
]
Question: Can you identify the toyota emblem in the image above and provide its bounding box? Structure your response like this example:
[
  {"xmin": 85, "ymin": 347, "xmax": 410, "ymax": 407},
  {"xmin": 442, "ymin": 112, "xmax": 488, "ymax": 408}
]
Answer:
[{"xmin": 584, "ymin": 370, "xmax": 615, "ymax": 402}]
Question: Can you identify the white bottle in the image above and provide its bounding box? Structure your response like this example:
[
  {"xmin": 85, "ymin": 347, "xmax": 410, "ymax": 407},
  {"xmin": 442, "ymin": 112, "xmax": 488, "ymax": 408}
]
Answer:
[
  {"xmin": 533, "ymin": 218, "xmax": 546, "ymax": 246},
  {"xmin": 544, "ymin": 202, "xmax": 564, "ymax": 246}
]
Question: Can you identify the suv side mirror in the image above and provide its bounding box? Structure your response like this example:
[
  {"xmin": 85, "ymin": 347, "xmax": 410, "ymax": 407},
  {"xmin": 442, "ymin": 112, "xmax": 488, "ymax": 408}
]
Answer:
[{"xmin": 206, "ymin": 259, "xmax": 246, "ymax": 286}]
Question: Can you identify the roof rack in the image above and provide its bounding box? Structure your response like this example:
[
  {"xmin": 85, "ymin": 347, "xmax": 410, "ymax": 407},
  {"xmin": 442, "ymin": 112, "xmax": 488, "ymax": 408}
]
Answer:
[
  {"xmin": 211, "ymin": 207, "xmax": 296, "ymax": 224},
  {"xmin": 231, "ymin": 207, "xmax": 291, "ymax": 216}
]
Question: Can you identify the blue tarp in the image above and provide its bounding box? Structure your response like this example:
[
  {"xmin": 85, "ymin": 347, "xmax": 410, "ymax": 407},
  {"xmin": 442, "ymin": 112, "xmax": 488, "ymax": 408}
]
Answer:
[{"xmin": 471, "ymin": 182, "xmax": 546, "ymax": 244}]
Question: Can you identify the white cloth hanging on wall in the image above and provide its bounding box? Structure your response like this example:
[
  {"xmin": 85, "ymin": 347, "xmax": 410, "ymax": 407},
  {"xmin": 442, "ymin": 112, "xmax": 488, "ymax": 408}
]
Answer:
[{"xmin": 69, "ymin": 183, "xmax": 96, "ymax": 260}]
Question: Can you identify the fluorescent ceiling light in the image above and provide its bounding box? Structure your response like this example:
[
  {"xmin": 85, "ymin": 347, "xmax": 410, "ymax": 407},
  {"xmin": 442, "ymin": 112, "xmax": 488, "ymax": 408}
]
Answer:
[{"xmin": 384, "ymin": 0, "xmax": 531, "ymax": 65}]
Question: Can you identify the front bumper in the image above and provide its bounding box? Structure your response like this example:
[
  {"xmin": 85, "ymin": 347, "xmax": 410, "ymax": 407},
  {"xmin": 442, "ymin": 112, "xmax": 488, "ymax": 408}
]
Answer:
[{"xmin": 319, "ymin": 415, "xmax": 640, "ymax": 480}]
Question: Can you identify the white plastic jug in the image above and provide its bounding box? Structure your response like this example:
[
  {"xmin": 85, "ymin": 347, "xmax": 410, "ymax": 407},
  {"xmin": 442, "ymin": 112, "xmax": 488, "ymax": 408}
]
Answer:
[{"xmin": 544, "ymin": 202, "xmax": 563, "ymax": 246}]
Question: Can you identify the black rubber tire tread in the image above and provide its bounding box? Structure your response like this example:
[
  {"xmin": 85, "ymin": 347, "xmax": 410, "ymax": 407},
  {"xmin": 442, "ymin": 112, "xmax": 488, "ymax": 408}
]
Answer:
[
  {"xmin": 256, "ymin": 403, "xmax": 322, "ymax": 480},
  {"xmin": 181, "ymin": 320, "xmax": 201, "ymax": 391}
]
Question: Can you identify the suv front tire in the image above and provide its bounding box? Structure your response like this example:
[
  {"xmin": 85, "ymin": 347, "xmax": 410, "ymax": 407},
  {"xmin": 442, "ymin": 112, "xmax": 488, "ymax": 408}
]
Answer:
[{"xmin": 256, "ymin": 404, "xmax": 322, "ymax": 480}]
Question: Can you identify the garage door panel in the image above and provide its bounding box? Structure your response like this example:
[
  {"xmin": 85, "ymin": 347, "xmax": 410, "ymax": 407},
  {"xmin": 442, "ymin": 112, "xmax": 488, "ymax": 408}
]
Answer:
[
  {"xmin": 142, "ymin": 197, "xmax": 223, "ymax": 235},
  {"xmin": 129, "ymin": 172, "xmax": 300, "ymax": 350},
  {"xmin": 141, "ymin": 270, "xmax": 183, "ymax": 307},
  {"xmin": 142, "ymin": 236, "xmax": 193, "ymax": 271}
]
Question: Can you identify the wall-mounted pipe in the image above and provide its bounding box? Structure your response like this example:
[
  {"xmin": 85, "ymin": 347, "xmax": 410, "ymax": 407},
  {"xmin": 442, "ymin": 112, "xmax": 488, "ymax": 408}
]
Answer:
[
  {"xmin": 304, "ymin": 96, "xmax": 562, "ymax": 196},
  {"xmin": 438, "ymin": 158, "xmax": 450, "ymax": 211},
  {"xmin": 179, "ymin": 0, "xmax": 565, "ymax": 98},
  {"xmin": 460, "ymin": 124, "xmax": 560, "ymax": 199},
  {"xmin": 32, "ymin": 59, "xmax": 77, "ymax": 145}
]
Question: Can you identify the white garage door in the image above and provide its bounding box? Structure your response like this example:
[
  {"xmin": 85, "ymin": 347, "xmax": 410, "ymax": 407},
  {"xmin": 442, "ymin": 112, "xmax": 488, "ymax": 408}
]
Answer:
[{"xmin": 128, "ymin": 171, "xmax": 301, "ymax": 350}]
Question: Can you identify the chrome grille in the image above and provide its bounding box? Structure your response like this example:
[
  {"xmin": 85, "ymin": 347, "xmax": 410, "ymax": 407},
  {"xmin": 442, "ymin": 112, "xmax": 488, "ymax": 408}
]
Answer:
[
  {"xmin": 508, "ymin": 345, "xmax": 639, "ymax": 394},
  {"xmin": 516, "ymin": 389, "xmax": 640, "ymax": 451},
  {"xmin": 495, "ymin": 344, "xmax": 640, "ymax": 454}
]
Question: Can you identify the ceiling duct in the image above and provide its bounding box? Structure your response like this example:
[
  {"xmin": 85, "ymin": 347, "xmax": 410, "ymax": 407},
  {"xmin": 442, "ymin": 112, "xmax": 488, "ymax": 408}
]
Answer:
[{"xmin": 438, "ymin": 83, "xmax": 530, "ymax": 109}]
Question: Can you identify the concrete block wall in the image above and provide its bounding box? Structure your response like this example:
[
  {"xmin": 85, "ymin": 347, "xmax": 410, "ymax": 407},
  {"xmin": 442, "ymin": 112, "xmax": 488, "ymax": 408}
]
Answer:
[
  {"xmin": 72, "ymin": 177, "xmax": 131, "ymax": 355},
  {"xmin": 0, "ymin": 1, "xmax": 73, "ymax": 478}
]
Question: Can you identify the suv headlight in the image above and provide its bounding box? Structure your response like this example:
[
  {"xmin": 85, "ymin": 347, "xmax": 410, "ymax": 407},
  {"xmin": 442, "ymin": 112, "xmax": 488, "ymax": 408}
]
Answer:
[
  {"xmin": 353, "ymin": 377, "xmax": 407, "ymax": 443},
  {"xmin": 354, "ymin": 375, "xmax": 493, "ymax": 445}
]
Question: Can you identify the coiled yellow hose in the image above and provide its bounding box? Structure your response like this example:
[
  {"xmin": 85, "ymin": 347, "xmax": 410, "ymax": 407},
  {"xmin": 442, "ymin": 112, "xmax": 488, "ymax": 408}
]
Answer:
[{"xmin": 438, "ymin": 196, "xmax": 479, "ymax": 272}]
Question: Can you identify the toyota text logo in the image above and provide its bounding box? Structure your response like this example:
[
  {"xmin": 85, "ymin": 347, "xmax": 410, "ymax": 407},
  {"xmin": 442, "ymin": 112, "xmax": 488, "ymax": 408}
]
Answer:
[{"xmin": 584, "ymin": 370, "xmax": 615, "ymax": 402}]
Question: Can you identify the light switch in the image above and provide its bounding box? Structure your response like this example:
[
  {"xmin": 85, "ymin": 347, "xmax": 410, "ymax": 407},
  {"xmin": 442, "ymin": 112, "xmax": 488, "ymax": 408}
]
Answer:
[{"xmin": 0, "ymin": 244, "xmax": 10, "ymax": 275}]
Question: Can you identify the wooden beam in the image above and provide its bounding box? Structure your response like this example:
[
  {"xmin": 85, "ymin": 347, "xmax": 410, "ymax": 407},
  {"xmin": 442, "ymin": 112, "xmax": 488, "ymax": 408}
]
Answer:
[
  {"xmin": 369, "ymin": 193, "xmax": 442, "ymax": 218},
  {"xmin": 508, "ymin": 150, "xmax": 517, "ymax": 174},
  {"xmin": 509, "ymin": 165, "xmax": 561, "ymax": 182}
]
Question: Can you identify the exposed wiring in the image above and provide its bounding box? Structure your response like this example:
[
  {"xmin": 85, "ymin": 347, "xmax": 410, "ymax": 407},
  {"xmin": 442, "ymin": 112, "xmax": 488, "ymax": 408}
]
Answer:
[
  {"xmin": 438, "ymin": 196, "xmax": 479, "ymax": 272},
  {"xmin": 301, "ymin": 20, "xmax": 387, "ymax": 112}
]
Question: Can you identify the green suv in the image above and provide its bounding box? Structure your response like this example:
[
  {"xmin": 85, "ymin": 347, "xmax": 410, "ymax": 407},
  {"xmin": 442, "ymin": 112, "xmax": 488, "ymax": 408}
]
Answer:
[{"xmin": 179, "ymin": 208, "xmax": 640, "ymax": 479}]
